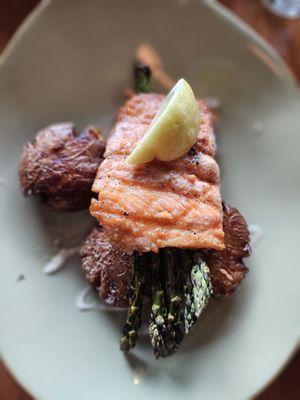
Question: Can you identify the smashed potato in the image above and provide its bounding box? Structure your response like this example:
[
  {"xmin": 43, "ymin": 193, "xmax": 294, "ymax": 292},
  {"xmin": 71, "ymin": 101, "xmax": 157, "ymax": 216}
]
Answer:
[{"xmin": 19, "ymin": 123, "xmax": 105, "ymax": 212}]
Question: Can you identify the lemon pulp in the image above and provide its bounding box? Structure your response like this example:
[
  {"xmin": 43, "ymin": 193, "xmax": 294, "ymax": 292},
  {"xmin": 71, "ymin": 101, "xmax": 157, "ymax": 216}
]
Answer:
[{"xmin": 126, "ymin": 78, "xmax": 200, "ymax": 165}]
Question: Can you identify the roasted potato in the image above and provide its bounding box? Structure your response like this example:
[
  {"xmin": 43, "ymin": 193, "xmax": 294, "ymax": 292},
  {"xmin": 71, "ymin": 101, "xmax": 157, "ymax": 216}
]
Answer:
[{"xmin": 19, "ymin": 123, "xmax": 105, "ymax": 212}]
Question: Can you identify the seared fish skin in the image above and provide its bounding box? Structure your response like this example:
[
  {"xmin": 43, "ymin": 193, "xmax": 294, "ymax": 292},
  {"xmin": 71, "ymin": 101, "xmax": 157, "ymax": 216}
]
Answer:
[{"xmin": 90, "ymin": 94, "xmax": 224, "ymax": 253}]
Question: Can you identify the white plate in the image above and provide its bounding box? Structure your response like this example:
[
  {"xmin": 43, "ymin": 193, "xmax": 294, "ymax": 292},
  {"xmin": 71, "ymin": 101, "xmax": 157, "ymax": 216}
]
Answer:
[{"xmin": 0, "ymin": 1, "xmax": 299, "ymax": 399}]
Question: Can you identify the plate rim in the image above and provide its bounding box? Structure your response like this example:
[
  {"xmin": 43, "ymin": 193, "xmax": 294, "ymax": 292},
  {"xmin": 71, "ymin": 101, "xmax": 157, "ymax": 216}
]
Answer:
[
  {"xmin": 206, "ymin": 0, "xmax": 296, "ymax": 86},
  {"xmin": 0, "ymin": 1, "xmax": 299, "ymax": 399}
]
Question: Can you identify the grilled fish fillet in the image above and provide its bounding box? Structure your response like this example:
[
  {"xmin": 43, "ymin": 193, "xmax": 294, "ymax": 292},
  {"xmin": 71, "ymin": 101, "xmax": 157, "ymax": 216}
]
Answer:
[{"xmin": 90, "ymin": 94, "xmax": 225, "ymax": 253}]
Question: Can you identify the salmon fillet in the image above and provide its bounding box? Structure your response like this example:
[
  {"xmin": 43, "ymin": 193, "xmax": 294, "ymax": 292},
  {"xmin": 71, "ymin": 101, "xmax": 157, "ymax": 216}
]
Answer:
[{"xmin": 90, "ymin": 93, "xmax": 225, "ymax": 253}]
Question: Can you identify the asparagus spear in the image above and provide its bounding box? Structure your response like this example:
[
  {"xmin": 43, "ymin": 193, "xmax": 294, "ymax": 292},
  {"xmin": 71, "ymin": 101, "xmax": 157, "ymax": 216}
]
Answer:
[
  {"xmin": 149, "ymin": 289, "xmax": 170, "ymax": 358},
  {"xmin": 161, "ymin": 249, "xmax": 185, "ymax": 354},
  {"xmin": 181, "ymin": 251, "xmax": 212, "ymax": 333},
  {"xmin": 148, "ymin": 252, "xmax": 171, "ymax": 358},
  {"xmin": 134, "ymin": 61, "xmax": 151, "ymax": 93},
  {"xmin": 149, "ymin": 249, "xmax": 187, "ymax": 358},
  {"xmin": 191, "ymin": 257, "xmax": 212, "ymax": 317},
  {"xmin": 179, "ymin": 250, "xmax": 193, "ymax": 333},
  {"xmin": 120, "ymin": 249, "xmax": 212, "ymax": 356},
  {"xmin": 120, "ymin": 253, "xmax": 146, "ymax": 352}
]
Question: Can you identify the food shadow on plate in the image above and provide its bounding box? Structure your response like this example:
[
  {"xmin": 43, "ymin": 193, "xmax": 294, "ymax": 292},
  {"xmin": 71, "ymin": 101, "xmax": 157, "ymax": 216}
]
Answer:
[
  {"xmin": 181, "ymin": 295, "xmax": 239, "ymax": 352},
  {"xmin": 99, "ymin": 290, "xmax": 247, "ymax": 386}
]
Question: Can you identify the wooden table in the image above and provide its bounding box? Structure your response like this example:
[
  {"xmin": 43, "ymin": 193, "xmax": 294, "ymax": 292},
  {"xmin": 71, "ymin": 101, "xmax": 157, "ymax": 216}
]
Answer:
[{"xmin": 0, "ymin": 1, "xmax": 299, "ymax": 399}]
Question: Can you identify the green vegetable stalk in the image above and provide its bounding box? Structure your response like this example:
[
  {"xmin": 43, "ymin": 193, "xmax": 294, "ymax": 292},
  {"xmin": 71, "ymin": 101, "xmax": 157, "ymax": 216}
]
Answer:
[
  {"xmin": 161, "ymin": 249, "xmax": 185, "ymax": 355},
  {"xmin": 120, "ymin": 254, "xmax": 146, "ymax": 351},
  {"xmin": 134, "ymin": 61, "xmax": 151, "ymax": 93},
  {"xmin": 182, "ymin": 252, "xmax": 212, "ymax": 334},
  {"xmin": 148, "ymin": 252, "xmax": 170, "ymax": 358},
  {"xmin": 120, "ymin": 249, "xmax": 212, "ymax": 357}
]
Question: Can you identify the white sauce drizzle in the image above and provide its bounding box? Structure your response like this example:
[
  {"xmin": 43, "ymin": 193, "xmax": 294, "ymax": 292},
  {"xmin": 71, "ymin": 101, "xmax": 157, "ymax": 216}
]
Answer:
[
  {"xmin": 249, "ymin": 224, "xmax": 263, "ymax": 246},
  {"xmin": 76, "ymin": 286, "xmax": 126, "ymax": 312},
  {"xmin": 43, "ymin": 246, "xmax": 79, "ymax": 275}
]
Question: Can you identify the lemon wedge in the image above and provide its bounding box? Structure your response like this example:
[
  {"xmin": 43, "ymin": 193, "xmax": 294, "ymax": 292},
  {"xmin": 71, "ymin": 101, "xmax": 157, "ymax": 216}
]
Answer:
[{"xmin": 126, "ymin": 78, "xmax": 200, "ymax": 165}]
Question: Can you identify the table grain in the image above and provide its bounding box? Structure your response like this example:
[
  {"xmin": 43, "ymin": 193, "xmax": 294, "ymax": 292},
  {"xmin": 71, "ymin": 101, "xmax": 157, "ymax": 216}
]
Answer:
[{"xmin": 0, "ymin": 1, "xmax": 299, "ymax": 399}]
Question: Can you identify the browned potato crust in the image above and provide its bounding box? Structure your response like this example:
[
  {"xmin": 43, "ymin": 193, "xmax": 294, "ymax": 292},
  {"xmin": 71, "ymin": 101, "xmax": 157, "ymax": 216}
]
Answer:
[
  {"xmin": 222, "ymin": 202, "xmax": 251, "ymax": 259},
  {"xmin": 80, "ymin": 228, "xmax": 133, "ymax": 307},
  {"xmin": 19, "ymin": 123, "xmax": 105, "ymax": 212},
  {"xmin": 204, "ymin": 202, "xmax": 251, "ymax": 297},
  {"xmin": 205, "ymin": 251, "xmax": 248, "ymax": 297}
]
